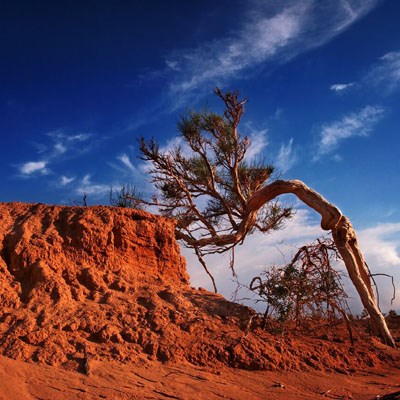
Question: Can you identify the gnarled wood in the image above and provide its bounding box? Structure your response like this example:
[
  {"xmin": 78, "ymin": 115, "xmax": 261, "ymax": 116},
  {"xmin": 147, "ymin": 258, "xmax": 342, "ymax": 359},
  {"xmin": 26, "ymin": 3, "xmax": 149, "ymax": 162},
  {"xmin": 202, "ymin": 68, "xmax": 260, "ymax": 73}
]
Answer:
[{"xmin": 247, "ymin": 180, "xmax": 395, "ymax": 347}]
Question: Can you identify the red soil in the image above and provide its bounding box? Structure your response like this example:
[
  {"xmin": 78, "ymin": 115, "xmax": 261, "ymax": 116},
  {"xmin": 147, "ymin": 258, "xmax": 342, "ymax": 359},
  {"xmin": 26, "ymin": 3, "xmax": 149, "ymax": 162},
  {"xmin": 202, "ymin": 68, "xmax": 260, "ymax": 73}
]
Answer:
[{"xmin": 0, "ymin": 202, "xmax": 399, "ymax": 399}]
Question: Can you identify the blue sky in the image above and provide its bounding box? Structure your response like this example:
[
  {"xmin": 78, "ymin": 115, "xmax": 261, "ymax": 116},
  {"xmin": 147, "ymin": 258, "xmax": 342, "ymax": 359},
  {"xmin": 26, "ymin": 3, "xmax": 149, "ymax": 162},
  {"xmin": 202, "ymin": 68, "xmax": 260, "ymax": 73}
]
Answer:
[{"xmin": 1, "ymin": 0, "xmax": 400, "ymax": 311}]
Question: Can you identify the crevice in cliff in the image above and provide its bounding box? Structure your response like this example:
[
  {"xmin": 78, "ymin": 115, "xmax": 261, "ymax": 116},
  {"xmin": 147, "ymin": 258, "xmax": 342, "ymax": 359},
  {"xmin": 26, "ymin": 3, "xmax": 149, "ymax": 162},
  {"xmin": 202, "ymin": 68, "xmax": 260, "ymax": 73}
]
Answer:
[{"xmin": 1, "ymin": 235, "xmax": 12, "ymax": 274}]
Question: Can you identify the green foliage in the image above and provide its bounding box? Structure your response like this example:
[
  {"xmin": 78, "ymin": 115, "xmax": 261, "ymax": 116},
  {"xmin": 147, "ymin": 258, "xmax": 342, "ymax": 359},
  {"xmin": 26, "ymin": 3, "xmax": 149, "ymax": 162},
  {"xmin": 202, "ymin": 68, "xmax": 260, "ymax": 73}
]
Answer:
[{"xmin": 139, "ymin": 88, "xmax": 292, "ymax": 256}]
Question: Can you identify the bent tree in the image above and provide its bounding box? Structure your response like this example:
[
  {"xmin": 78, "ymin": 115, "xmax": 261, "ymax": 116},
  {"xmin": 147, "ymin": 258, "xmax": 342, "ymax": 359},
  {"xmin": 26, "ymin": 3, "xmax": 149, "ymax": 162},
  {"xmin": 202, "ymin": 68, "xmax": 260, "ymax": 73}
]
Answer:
[{"xmin": 138, "ymin": 88, "xmax": 395, "ymax": 347}]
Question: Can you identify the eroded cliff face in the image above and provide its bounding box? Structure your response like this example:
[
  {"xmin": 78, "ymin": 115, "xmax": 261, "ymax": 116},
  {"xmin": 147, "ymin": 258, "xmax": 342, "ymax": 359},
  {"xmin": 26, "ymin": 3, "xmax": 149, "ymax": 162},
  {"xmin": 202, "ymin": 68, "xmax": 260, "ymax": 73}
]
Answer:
[
  {"xmin": 0, "ymin": 203, "xmax": 188, "ymax": 308},
  {"xmin": 0, "ymin": 203, "xmax": 256, "ymax": 370},
  {"xmin": 0, "ymin": 203, "xmax": 202, "ymax": 368},
  {"xmin": 0, "ymin": 203, "xmax": 396, "ymax": 373}
]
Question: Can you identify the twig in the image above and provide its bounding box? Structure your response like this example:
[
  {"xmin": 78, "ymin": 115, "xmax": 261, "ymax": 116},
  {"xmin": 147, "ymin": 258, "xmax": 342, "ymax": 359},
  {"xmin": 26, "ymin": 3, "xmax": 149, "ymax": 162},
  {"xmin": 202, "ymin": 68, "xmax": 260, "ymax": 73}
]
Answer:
[
  {"xmin": 194, "ymin": 247, "xmax": 218, "ymax": 293},
  {"xmin": 370, "ymin": 272, "xmax": 396, "ymax": 305}
]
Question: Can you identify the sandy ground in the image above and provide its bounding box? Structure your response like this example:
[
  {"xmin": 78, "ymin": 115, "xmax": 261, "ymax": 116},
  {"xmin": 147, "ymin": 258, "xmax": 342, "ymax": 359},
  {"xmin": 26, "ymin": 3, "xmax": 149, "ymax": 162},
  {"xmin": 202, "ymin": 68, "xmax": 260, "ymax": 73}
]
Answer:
[
  {"xmin": 1, "ymin": 355, "xmax": 399, "ymax": 400},
  {"xmin": 1, "ymin": 203, "xmax": 400, "ymax": 399}
]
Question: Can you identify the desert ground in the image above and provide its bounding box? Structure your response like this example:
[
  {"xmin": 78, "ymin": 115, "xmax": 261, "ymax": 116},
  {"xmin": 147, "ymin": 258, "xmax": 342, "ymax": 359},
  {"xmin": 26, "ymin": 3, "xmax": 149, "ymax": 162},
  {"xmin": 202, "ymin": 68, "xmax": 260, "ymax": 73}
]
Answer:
[
  {"xmin": 0, "ymin": 203, "xmax": 399, "ymax": 399},
  {"xmin": 1, "ymin": 353, "xmax": 400, "ymax": 400}
]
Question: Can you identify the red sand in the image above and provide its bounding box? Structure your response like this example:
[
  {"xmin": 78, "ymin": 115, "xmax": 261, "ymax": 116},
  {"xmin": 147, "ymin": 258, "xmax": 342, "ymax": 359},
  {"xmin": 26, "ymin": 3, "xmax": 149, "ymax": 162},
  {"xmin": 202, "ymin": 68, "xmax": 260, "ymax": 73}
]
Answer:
[{"xmin": 0, "ymin": 202, "xmax": 399, "ymax": 399}]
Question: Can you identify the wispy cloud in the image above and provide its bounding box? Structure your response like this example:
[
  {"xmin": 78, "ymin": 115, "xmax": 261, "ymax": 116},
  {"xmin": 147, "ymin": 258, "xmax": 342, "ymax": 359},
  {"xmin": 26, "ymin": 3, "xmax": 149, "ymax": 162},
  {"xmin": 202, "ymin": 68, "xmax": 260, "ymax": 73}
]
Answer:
[
  {"xmin": 330, "ymin": 82, "xmax": 355, "ymax": 93},
  {"xmin": 335, "ymin": 51, "xmax": 400, "ymax": 96},
  {"xmin": 243, "ymin": 126, "xmax": 269, "ymax": 162},
  {"xmin": 60, "ymin": 175, "xmax": 75, "ymax": 186},
  {"xmin": 126, "ymin": 1, "xmax": 379, "ymax": 136},
  {"xmin": 54, "ymin": 142, "xmax": 67, "ymax": 155},
  {"xmin": 315, "ymin": 105, "xmax": 385, "ymax": 160},
  {"xmin": 47, "ymin": 130, "xmax": 92, "ymax": 157},
  {"xmin": 275, "ymin": 138, "xmax": 297, "ymax": 174},
  {"xmin": 117, "ymin": 154, "xmax": 138, "ymax": 174},
  {"xmin": 168, "ymin": 5, "xmax": 302, "ymax": 98},
  {"xmin": 113, "ymin": 153, "xmax": 150, "ymax": 189},
  {"xmin": 159, "ymin": 136, "xmax": 193, "ymax": 159},
  {"xmin": 164, "ymin": 0, "xmax": 379, "ymax": 106},
  {"xmin": 75, "ymin": 174, "xmax": 109, "ymax": 196},
  {"xmin": 16, "ymin": 130, "xmax": 93, "ymax": 180},
  {"xmin": 365, "ymin": 51, "xmax": 400, "ymax": 94},
  {"xmin": 19, "ymin": 160, "xmax": 49, "ymax": 176}
]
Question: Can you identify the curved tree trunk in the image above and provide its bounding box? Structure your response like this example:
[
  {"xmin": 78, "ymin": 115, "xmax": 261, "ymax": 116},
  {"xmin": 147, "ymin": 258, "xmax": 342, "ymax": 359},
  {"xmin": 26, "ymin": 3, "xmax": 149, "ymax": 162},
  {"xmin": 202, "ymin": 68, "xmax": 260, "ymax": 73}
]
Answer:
[{"xmin": 246, "ymin": 180, "xmax": 395, "ymax": 347}]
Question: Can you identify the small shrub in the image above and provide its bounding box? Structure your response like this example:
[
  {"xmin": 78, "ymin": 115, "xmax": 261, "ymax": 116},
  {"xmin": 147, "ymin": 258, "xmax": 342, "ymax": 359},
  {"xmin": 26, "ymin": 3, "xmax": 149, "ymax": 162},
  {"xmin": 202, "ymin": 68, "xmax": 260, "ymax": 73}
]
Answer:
[
  {"xmin": 109, "ymin": 183, "xmax": 144, "ymax": 209},
  {"xmin": 250, "ymin": 238, "xmax": 350, "ymax": 330}
]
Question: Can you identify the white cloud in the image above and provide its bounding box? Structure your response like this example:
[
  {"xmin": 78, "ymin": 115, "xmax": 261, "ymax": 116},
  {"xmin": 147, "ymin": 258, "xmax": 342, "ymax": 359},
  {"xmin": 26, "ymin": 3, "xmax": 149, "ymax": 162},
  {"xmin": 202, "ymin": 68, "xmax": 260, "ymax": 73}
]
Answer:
[
  {"xmin": 272, "ymin": 108, "xmax": 284, "ymax": 120},
  {"xmin": 159, "ymin": 136, "xmax": 193, "ymax": 159},
  {"xmin": 48, "ymin": 131, "xmax": 92, "ymax": 157},
  {"xmin": 60, "ymin": 176, "xmax": 75, "ymax": 186},
  {"xmin": 165, "ymin": 1, "xmax": 379, "ymax": 105},
  {"xmin": 357, "ymin": 222, "xmax": 400, "ymax": 311},
  {"xmin": 19, "ymin": 161, "xmax": 49, "ymax": 175},
  {"xmin": 184, "ymin": 210, "xmax": 400, "ymax": 313},
  {"xmin": 75, "ymin": 174, "xmax": 109, "ymax": 196},
  {"xmin": 330, "ymin": 82, "xmax": 355, "ymax": 92},
  {"xmin": 315, "ymin": 105, "xmax": 385, "ymax": 159},
  {"xmin": 15, "ymin": 130, "xmax": 93, "ymax": 179},
  {"xmin": 69, "ymin": 133, "xmax": 91, "ymax": 142},
  {"xmin": 275, "ymin": 138, "xmax": 297, "ymax": 174},
  {"xmin": 165, "ymin": 59, "xmax": 181, "ymax": 71},
  {"xmin": 243, "ymin": 127, "xmax": 269, "ymax": 162},
  {"xmin": 329, "ymin": 51, "xmax": 400, "ymax": 96},
  {"xmin": 365, "ymin": 51, "xmax": 400, "ymax": 93},
  {"xmin": 332, "ymin": 154, "xmax": 343, "ymax": 162},
  {"xmin": 54, "ymin": 143, "xmax": 67, "ymax": 155},
  {"xmin": 118, "ymin": 154, "xmax": 137, "ymax": 174},
  {"xmin": 168, "ymin": 4, "xmax": 302, "ymax": 102},
  {"xmin": 358, "ymin": 223, "xmax": 400, "ymax": 267}
]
